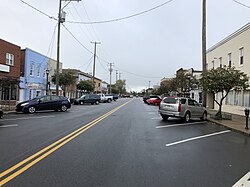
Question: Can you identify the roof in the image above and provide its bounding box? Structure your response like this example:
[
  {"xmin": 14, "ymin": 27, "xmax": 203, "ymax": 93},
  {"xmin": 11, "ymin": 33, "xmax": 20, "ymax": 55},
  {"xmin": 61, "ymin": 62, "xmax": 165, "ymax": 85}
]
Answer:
[{"xmin": 207, "ymin": 22, "xmax": 250, "ymax": 53}]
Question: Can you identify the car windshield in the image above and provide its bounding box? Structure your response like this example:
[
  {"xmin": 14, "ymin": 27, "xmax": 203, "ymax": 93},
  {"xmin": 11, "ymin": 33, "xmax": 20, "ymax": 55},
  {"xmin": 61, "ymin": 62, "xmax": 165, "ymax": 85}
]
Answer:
[
  {"xmin": 80, "ymin": 95, "xmax": 86, "ymax": 99},
  {"xmin": 163, "ymin": 97, "xmax": 177, "ymax": 104}
]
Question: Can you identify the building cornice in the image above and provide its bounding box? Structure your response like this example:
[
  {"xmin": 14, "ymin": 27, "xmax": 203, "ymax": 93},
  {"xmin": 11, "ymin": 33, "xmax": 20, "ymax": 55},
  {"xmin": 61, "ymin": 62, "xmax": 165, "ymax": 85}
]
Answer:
[{"xmin": 207, "ymin": 22, "xmax": 250, "ymax": 53}]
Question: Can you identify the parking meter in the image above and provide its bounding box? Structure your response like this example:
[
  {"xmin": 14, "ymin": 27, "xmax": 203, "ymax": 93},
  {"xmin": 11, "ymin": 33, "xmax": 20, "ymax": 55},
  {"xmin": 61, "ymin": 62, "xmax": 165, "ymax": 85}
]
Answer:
[{"xmin": 244, "ymin": 108, "xmax": 249, "ymax": 130}]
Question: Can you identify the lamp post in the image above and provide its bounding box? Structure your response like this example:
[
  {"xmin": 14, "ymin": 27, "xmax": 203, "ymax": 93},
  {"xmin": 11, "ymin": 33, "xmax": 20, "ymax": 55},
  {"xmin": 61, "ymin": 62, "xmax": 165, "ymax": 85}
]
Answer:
[{"xmin": 46, "ymin": 69, "xmax": 50, "ymax": 95}]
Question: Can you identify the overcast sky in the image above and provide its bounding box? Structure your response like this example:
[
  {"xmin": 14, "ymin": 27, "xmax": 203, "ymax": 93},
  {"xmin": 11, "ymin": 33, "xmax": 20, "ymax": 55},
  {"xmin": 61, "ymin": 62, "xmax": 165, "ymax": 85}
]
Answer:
[{"xmin": 1, "ymin": 0, "xmax": 250, "ymax": 92}]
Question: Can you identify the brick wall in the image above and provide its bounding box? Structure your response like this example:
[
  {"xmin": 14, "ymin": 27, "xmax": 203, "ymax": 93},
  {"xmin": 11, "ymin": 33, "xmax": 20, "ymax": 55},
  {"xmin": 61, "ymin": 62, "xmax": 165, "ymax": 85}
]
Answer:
[{"xmin": 0, "ymin": 39, "xmax": 21, "ymax": 80}]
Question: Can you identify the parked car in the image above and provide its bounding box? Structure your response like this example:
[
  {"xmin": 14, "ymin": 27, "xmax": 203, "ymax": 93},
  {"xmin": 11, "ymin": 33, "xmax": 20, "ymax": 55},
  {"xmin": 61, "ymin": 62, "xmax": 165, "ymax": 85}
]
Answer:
[
  {"xmin": 146, "ymin": 97, "xmax": 162, "ymax": 106},
  {"xmin": 158, "ymin": 97, "xmax": 207, "ymax": 122},
  {"xmin": 16, "ymin": 95, "xmax": 71, "ymax": 114},
  {"xmin": 98, "ymin": 94, "xmax": 113, "ymax": 103},
  {"xmin": 0, "ymin": 109, "xmax": 3, "ymax": 119},
  {"xmin": 143, "ymin": 95, "xmax": 161, "ymax": 103},
  {"xmin": 74, "ymin": 94, "xmax": 101, "ymax": 105}
]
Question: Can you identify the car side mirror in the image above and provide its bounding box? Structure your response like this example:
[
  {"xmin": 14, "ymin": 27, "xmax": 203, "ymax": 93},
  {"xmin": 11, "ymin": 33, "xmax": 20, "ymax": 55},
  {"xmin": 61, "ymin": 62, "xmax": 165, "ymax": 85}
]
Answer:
[{"xmin": 38, "ymin": 99, "xmax": 41, "ymax": 103}]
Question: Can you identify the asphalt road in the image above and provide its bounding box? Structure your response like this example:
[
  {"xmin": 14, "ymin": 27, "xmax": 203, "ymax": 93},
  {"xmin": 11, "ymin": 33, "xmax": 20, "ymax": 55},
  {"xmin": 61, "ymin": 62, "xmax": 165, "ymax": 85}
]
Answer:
[{"xmin": 0, "ymin": 98, "xmax": 250, "ymax": 187}]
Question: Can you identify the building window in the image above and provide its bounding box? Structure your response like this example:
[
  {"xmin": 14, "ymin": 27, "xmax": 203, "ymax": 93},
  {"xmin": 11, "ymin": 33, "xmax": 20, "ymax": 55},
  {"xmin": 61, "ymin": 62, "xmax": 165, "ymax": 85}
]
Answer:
[
  {"xmin": 243, "ymin": 91, "xmax": 250, "ymax": 107},
  {"xmin": 228, "ymin": 53, "xmax": 232, "ymax": 67},
  {"xmin": 1, "ymin": 83, "xmax": 17, "ymax": 100},
  {"xmin": 30, "ymin": 64, "xmax": 34, "ymax": 76},
  {"xmin": 6, "ymin": 53, "xmax": 14, "ymax": 66},
  {"xmin": 219, "ymin": 57, "xmax": 222, "ymax": 68},
  {"xmin": 239, "ymin": 47, "xmax": 244, "ymax": 65},
  {"xmin": 226, "ymin": 91, "xmax": 234, "ymax": 105},
  {"xmin": 43, "ymin": 68, "xmax": 46, "ymax": 78},
  {"xmin": 36, "ymin": 90, "xmax": 41, "ymax": 97},
  {"xmin": 37, "ymin": 65, "xmax": 41, "ymax": 77},
  {"xmin": 234, "ymin": 91, "xmax": 242, "ymax": 106},
  {"xmin": 212, "ymin": 60, "xmax": 215, "ymax": 69}
]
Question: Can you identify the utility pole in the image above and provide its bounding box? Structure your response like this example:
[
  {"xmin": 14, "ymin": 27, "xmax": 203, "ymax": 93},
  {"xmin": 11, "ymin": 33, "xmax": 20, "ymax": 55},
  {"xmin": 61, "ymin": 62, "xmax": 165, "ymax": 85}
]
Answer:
[
  {"xmin": 91, "ymin": 41, "xmax": 101, "ymax": 93},
  {"xmin": 56, "ymin": 0, "xmax": 81, "ymax": 96},
  {"xmin": 108, "ymin": 63, "xmax": 114, "ymax": 94},
  {"xmin": 202, "ymin": 0, "xmax": 207, "ymax": 107},
  {"xmin": 115, "ymin": 70, "xmax": 118, "ymax": 83},
  {"xmin": 56, "ymin": 0, "xmax": 62, "ymax": 96}
]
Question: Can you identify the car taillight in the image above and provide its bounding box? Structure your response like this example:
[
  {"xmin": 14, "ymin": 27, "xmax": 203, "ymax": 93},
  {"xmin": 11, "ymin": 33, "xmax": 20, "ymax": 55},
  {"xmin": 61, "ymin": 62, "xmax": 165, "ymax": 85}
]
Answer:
[{"xmin": 178, "ymin": 103, "xmax": 181, "ymax": 112}]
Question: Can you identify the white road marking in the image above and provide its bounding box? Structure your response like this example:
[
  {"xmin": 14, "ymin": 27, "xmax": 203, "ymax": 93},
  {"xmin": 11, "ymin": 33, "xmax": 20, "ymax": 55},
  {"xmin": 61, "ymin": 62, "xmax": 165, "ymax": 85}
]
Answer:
[
  {"xmin": 166, "ymin": 130, "xmax": 231, "ymax": 147},
  {"xmin": 156, "ymin": 122, "xmax": 206, "ymax": 128},
  {"xmin": 0, "ymin": 124, "xmax": 18, "ymax": 128},
  {"xmin": 233, "ymin": 171, "xmax": 250, "ymax": 187},
  {"xmin": 0, "ymin": 116, "xmax": 55, "ymax": 121},
  {"xmin": 151, "ymin": 117, "xmax": 162, "ymax": 120}
]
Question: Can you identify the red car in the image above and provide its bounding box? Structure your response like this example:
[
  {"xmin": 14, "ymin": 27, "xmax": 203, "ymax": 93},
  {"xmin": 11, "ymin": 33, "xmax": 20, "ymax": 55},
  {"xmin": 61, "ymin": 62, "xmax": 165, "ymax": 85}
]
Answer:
[{"xmin": 146, "ymin": 97, "xmax": 162, "ymax": 106}]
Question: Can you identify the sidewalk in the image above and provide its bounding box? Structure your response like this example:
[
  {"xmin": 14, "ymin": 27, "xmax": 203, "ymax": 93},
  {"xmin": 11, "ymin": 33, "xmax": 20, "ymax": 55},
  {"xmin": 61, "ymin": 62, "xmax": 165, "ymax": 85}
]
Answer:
[{"xmin": 208, "ymin": 109, "xmax": 250, "ymax": 136}]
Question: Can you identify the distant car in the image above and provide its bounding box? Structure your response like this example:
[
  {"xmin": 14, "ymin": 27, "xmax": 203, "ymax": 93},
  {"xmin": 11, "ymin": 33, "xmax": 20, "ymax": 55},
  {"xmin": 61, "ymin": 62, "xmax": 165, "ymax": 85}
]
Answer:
[
  {"xmin": 146, "ymin": 97, "xmax": 162, "ymax": 106},
  {"xmin": 74, "ymin": 94, "xmax": 101, "ymax": 105},
  {"xmin": 143, "ymin": 95, "xmax": 161, "ymax": 103},
  {"xmin": 158, "ymin": 97, "xmax": 207, "ymax": 122},
  {"xmin": 16, "ymin": 95, "xmax": 71, "ymax": 114},
  {"xmin": 0, "ymin": 109, "xmax": 3, "ymax": 119}
]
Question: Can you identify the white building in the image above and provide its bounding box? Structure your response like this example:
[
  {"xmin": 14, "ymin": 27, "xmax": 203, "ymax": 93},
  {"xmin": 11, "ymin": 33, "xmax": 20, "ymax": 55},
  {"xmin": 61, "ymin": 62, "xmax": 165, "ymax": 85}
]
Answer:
[{"xmin": 206, "ymin": 22, "xmax": 250, "ymax": 115}]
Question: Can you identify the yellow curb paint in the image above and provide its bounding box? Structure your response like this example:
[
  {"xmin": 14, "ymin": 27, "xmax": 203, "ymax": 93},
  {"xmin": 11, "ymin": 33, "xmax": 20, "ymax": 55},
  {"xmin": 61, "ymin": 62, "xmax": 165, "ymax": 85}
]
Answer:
[{"xmin": 0, "ymin": 100, "xmax": 131, "ymax": 186}]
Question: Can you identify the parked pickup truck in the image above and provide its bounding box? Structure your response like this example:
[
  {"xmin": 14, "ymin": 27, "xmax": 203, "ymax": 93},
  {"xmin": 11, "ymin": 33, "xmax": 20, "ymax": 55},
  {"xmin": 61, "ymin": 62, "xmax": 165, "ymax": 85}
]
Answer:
[
  {"xmin": 106, "ymin": 94, "xmax": 118, "ymax": 101},
  {"xmin": 98, "ymin": 94, "xmax": 113, "ymax": 103}
]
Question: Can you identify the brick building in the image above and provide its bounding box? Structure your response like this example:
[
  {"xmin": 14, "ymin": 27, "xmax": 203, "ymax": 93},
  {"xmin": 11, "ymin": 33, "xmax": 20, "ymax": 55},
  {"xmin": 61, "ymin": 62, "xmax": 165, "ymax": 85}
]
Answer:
[{"xmin": 0, "ymin": 39, "xmax": 21, "ymax": 110}]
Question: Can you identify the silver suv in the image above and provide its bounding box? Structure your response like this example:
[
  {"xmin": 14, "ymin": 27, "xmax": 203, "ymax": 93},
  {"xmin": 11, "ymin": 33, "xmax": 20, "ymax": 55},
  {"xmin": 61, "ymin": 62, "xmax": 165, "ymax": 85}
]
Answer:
[{"xmin": 158, "ymin": 97, "xmax": 207, "ymax": 122}]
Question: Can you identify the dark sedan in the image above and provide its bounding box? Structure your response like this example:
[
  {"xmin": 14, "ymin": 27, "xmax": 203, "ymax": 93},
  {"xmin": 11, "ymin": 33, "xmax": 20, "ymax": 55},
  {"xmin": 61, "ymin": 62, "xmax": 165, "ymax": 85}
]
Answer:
[{"xmin": 16, "ymin": 95, "xmax": 71, "ymax": 114}]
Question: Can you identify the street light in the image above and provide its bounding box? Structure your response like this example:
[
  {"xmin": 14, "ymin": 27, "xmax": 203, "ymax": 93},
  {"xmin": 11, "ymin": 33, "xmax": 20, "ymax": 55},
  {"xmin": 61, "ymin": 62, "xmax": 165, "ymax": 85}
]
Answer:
[{"xmin": 46, "ymin": 69, "xmax": 50, "ymax": 95}]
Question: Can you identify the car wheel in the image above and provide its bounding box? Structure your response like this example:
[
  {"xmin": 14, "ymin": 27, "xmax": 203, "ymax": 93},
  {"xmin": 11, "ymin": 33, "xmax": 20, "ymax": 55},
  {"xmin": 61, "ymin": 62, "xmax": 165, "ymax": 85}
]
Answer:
[
  {"xmin": 80, "ymin": 101, "xmax": 84, "ymax": 105},
  {"xmin": 201, "ymin": 112, "xmax": 207, "ymax": 121},
  {"xmin": 28, "ymin": 106, "xmax": 36, "ymax": 114},
  {"xmin": 95, "ymin": 100, "xmax": 99, "ymax": 105},
  {"xmin": 161, "ymin": 114, "xmax": 169, "ymax": 121},
  {"xmin": 184, "ymin": 112, "xmax": 191, "ymax": 122},
  {"xmin": 107, "ymin": 99, "xmax": 111, "ymax": 103},
  {"xmin": 61, "ymin": 105, "xmax": 68, "ymax": 112}
]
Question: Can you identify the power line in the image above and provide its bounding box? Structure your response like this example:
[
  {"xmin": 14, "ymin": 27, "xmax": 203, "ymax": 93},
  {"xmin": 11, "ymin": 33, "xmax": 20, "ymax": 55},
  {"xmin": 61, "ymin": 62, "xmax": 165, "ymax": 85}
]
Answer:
[
  {"xmin": 232, "ymin": 0, "xmax": 250, "ymax": 8},
  {"xmin": 78, "ymin": 56, "xmax": 93, "ymax": 69},
  {"xmin": 96, "ymin": 57, "xmax": 108, "ymax": 72},
  {"xmin": 66, "ymin": 0, "xmax": 176, "ymax": 24},
  {"xmin": 19, "ymin": 0, "xmax": 176, "ymax": 25},
  {"xmin": 19, "ymin": 0, "xmax": 57, "ymax": 21},
  {"xmin": 114, "ymin": 65, "xmax": 162, "ymax": 79},
  {"xmin": 47, "ymin": 24, "xmax": 58, "ymax": 59},
  {"xmin": 62, "ymin": 24, "xmax": 93, "ymax": 54}
]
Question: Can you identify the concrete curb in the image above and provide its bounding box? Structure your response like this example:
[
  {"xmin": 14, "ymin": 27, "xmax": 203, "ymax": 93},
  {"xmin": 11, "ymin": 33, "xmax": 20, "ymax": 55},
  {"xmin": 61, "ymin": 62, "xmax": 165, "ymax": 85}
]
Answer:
[{"xmin": 208, "ymin": 119, "xmax": 250, "ymax": 137}]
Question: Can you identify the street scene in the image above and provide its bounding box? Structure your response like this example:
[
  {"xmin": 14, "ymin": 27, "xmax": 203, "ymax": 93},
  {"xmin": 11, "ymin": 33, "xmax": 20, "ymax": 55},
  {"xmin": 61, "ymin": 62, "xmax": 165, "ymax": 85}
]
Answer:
[
  {"xmin": 0, "ymin": 98, "xmax": 250, "ymax": 187},
  {"xmin": 1, "ymin": 0, "xmax": 250, "ymax": 187}
]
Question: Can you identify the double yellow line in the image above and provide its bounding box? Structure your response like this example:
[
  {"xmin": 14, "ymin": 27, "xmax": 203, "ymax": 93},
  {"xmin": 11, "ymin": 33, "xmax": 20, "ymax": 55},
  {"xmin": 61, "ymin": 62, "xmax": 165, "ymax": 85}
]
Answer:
[{"xmin": 0, "ymin": 101, "xmax": 130, "ymax": 186}]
